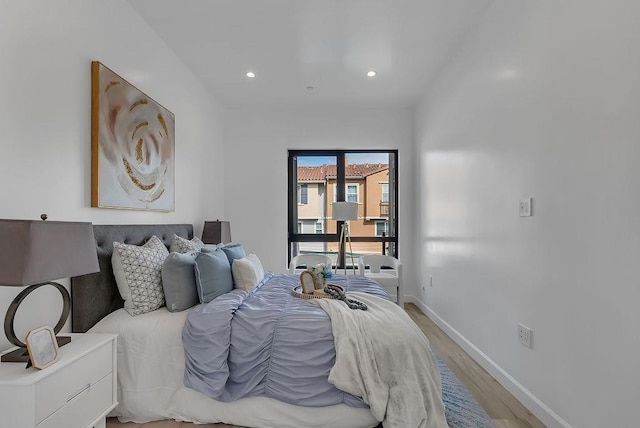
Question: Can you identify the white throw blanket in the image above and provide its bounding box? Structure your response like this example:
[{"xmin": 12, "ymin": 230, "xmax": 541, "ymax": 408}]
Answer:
[{"xmin": 314, "ymin": 292, "xmax": 448, "ymax": 428}]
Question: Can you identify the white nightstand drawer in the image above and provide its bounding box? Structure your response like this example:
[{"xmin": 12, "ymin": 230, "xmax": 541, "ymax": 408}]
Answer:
[
  {"xmin": 35, "ymin": 341, "xmax": 112, "ymax": 424},
  {"xmin": 37, "ymin": 372, "xmax": 112, "ymax": 428}
]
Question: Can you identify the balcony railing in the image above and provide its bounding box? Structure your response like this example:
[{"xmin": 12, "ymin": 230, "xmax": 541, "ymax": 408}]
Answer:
[{"xmin": 379, "ymin": 201, "xmax": 389, "ymax": 217}]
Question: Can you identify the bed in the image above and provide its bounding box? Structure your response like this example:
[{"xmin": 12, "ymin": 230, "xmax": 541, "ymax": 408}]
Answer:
[{"xmin": 71, "ymin": 224, "xmax": 446, "ymax": 428}]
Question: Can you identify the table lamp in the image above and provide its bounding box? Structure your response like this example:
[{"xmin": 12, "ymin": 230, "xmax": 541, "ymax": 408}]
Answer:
[
  {"xmin": 332, "ymin": 202, "xmax": 358, "ymax": 274},
  {"xmin": 0, "ymin": 218, "xmax": 99, "ymax": 362},
  {"xmin": 202, "ymin": 220, "xmax": 232, "ymax": 245}
]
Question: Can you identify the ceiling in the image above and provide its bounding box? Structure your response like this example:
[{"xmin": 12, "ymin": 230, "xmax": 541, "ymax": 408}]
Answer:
[{"xmin": 128, "ymin": 0, "xmax": 492, "ymax": 107}]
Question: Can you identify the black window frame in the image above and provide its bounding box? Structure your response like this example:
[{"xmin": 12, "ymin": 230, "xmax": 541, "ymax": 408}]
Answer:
[{"xmin": 287, "ymin": 149, "xmax": 399, "ymax": 270}]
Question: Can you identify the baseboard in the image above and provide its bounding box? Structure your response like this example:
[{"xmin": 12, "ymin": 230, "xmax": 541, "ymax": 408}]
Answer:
[{"xmin": 405, "ymin": 294, "xmax": 572, "ymax": 428}]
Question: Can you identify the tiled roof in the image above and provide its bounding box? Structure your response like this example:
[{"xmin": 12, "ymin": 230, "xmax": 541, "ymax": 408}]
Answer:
[
  {"xmin": 298, "ymin": 163, "xmax": 388, "ymax": 181},
  {"xmin": 297, "ymin": 165, "xmax": 328, "ymax": 181}
]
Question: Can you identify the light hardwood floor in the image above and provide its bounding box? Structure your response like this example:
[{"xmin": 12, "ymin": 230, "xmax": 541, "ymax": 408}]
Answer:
[{"xmin": 107, "ymin": 303, "xmax": 545, "ymax": 428}]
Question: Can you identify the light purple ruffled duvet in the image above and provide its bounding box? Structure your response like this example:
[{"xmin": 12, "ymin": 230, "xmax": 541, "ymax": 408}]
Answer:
[{"xmin": 182, "ymin": 273, "xmax": 389, "ymax": 408}]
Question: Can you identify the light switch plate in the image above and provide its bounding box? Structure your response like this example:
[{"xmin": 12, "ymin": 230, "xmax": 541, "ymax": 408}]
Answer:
[{"xmin": 519, "ymin": 198, "xmax": 532, "ymax": 216}]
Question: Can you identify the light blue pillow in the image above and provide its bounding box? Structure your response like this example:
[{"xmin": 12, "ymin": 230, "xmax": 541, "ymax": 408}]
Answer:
[
  {"xmin": 161, "ymin": 252, "xmax": 199, "ymax": 312},
  {"xmin": 201, "ymin": 243, "xmax": 225, "ymax": 253},
  {"xmin": 220, "ymin": 243, "xmax": 246, "ymax": 266},
  {"xmin": 194, "ymin": 250, "xmax": 234, "ymax": 303}
]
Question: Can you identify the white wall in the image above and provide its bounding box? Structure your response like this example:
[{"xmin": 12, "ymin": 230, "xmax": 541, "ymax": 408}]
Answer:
[
  {"xmin": 414, "ymin": 1, "xmax": 640, "ymax": 427},
  {"xmin": 223, "ymin": 106, "xmax": 415, "ymax": 290},
  {"xmin": 0, "ymin": 0, "xmax": 225, "ymax": 351}
]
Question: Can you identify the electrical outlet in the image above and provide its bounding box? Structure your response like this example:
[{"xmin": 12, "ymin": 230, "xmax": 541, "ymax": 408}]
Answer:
[
  {"xmin": 518, "ymin": 323, "xmax": 532, "ymax": 348},
  {"xmin": 519, "ymin": 198, "xmax": 532, "ymax": 216}
]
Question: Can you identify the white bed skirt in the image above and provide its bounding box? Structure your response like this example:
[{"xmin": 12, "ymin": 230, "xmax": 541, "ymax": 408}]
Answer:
[{"xmin": 90, "ymin": 308, "xmax": 378, "ymax": 428}]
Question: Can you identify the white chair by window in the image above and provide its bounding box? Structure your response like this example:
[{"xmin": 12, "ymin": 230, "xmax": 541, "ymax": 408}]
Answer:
[
  {"xmin": 358, "ymin": 255, "xmax": 403, "ymax": 307},
  {"xmin": 289, "ymin": 254, "xmax": 333, "ymax": 274}
]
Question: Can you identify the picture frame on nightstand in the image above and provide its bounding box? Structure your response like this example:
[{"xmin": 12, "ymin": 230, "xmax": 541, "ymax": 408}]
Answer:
[{"xmin": 25, "ymin": 326, "xmax": 59, "ymax": 369}]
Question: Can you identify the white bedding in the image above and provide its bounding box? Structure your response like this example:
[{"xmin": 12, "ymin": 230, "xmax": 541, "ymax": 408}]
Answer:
[
  {"xmin": 89, "ymin": 307, "xmax": 378, "ymax": 428},
  {"xmin": 314, "ymin": 293, "xmax": 447, "ymax": 428}
]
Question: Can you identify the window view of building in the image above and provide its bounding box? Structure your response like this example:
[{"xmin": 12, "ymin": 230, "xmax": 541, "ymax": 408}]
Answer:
[{"xmin": 288, "ymin": 150, "xmax": 397, "ymax": 271}]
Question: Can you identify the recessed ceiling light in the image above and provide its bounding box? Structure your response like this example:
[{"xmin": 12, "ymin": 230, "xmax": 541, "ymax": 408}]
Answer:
[
  {"xmin": 246, "ymin": 71, "xmax": 256, "ymax": 78},
  {"xmin": 306, "ymin": 85, "xmax": 314, "ymax": 91},
  {"xmin": 367, "ymin": 71, "xmax": 377, "ymax": 78}
]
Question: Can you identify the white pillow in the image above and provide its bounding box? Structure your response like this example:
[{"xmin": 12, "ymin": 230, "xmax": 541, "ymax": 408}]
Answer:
[
  {"xmin": 112, "ymin": 235, "xmax": 169, "ymax": 316},
  {"xmin": 248, "ymin": 253, "xmax": 264, "ymax": 279},
  {"xmin": 231, "ymin": 253, "xmax": 265, "ymax": 291}
]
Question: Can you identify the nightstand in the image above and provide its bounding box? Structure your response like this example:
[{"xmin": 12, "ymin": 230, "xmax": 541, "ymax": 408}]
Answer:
[{"xmin": 0, "ymin": 333, "xmax": 117, "ymax": 428}]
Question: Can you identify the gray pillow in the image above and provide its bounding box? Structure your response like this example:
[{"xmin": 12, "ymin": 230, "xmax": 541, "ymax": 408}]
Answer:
[
  {"xmin": 162, "ymin": 252, "xmax": 199, "ymax": 312},
  {"xmin": 194, "ymin": 250, "xmax": 234, "ymax": 303},
  {"xmin": 170, "ymin": 234, "xmax": 205, "ymax": 253}
]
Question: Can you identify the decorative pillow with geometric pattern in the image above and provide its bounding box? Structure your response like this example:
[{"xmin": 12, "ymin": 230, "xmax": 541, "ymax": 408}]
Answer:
[
  {"xmin": 112, "ymin": 235, "xmax": 170, "ymax": 316},
  {"xmin": 170, "ymin": 234, "xmax": 205, "ymax": 253}
]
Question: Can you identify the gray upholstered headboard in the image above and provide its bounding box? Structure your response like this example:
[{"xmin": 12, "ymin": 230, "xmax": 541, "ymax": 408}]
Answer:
[{"xmin": 71, "ymin": 224, "xmax": 193, "ymax": 333}]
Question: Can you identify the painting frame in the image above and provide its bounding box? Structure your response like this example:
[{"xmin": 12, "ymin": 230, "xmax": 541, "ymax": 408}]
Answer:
[{"xmin": 91, "ymin": 61, "xmax": 175, "ymax": 212}]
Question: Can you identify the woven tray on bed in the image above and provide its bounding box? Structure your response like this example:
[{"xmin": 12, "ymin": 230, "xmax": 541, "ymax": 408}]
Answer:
[{"xmin": 291, "ymin": 284, "xmax": 344, "ymax": 300}]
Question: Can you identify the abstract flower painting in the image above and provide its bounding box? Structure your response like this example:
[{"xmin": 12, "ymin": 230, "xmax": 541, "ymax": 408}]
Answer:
[{"xmin": 91, "ymin": 61, "xmax": 175, "ymax": 211}]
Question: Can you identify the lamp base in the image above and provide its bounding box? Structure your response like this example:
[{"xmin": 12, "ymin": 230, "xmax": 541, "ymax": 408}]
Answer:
[
  {"xmin": 1, "ymin": 335, "xmax": 71, "ymax": 363},
  {"xmin": 3, "ymin": 281, "xmax": 71, "ymax": 363},
  {"xmin": 0, "ymin": 347, "xmax": 28, "ymax": 363},
  {"xmin": 334, "ymin": 222, "xmax": 356, "ymax": 275}
]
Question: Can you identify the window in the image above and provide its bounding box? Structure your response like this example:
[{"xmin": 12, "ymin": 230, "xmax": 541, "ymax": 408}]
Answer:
[
  {"xmin": 333, "ymin": 183, "xmax": 359, "ymax": 203},
  {"xmin": 346, "ymin": 184, "xmax": 358, "ymax": 203},
  {"xmin": 381, "ymin": 183, "xmax": 389, "ymax": 203},
  {"xmin": 375, "ymin": 221, "xmax": 389, "ymax": 237},
  {"xmin": 288, "ymin": 150, "xmax": 398, "ymax": 270},
  {"xmin": 297, "ymin": 184, "xmax": 308, "ymax": 205}
]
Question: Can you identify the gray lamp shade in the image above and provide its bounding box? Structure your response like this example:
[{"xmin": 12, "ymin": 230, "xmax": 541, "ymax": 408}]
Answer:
[
  {"xmin": 202, "ymin": 221, "xmax": 232, "ymax": 245},
  {"xmin": 332, "ymin": 202, "xmax": 358, "ymax": 221},
  {"xmin": 0, "ymin": 220, "xmax": 100, "ymax": 286}
]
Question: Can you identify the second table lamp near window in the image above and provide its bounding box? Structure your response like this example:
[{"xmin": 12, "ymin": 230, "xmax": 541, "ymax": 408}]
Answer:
[{"xmin": 201, "ymin": 220, "xmax": 232, "ymax": 245}]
